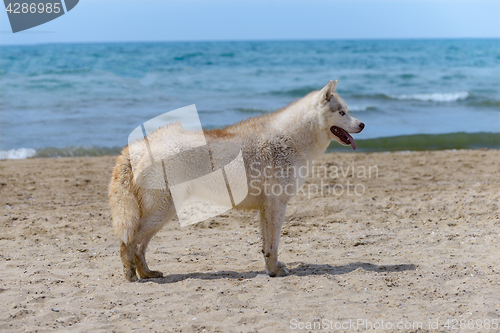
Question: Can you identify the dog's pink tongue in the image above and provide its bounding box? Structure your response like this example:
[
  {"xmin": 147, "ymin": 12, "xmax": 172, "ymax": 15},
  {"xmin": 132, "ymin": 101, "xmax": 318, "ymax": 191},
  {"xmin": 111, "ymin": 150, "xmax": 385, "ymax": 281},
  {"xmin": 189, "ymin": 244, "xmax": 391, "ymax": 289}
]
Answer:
[{"xmin": 347, "ymin": 132, "xmax": 356, "ymax": 150}]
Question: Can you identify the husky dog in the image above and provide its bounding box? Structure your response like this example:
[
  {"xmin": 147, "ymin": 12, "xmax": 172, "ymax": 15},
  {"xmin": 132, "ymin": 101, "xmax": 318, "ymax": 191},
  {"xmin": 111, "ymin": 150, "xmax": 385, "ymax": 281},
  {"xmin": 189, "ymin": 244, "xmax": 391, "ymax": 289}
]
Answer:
[{"xmin": 109, "ymin": 80, "xmax": 364, "ymax": 281}]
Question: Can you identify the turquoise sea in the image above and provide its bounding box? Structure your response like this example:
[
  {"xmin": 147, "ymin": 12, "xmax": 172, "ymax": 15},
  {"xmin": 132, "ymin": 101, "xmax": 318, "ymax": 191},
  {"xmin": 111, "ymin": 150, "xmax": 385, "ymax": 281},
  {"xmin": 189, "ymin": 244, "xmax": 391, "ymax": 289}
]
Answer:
[{"xmin": 0, "ymin": 39, "xmax": 499, "ymax": 158}]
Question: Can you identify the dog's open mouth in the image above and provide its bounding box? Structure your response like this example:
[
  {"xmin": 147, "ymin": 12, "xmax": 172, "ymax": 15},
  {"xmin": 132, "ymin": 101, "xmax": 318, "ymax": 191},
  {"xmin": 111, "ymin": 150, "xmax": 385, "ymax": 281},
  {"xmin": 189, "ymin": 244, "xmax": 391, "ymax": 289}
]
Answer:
[{"xmin": 331, "ymin": 126, "xmax": 356, "ymax": 150}]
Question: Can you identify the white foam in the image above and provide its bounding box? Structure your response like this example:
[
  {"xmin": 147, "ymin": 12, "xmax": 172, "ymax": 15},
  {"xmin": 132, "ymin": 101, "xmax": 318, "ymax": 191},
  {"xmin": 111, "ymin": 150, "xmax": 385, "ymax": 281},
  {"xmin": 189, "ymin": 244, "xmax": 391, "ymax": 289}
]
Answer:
[
  {"xmin": 0, "ymin": 148, "xmax": 37, "ymax": 160},
  {"xmin": 349, "ymin": 105, "xmax": 376, "ymax": 112},
  {"xmin": 390, "ymin": 91, "xmax": 469, "ymax": 102}
]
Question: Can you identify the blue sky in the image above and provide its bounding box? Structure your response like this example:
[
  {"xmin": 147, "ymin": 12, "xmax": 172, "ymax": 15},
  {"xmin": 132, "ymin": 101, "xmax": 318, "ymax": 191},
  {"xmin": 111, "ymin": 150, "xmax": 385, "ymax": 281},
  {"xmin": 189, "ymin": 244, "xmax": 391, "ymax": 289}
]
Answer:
[{"xmin": 1, "ymin": 0, "xmax": 499, "ymax": 45}]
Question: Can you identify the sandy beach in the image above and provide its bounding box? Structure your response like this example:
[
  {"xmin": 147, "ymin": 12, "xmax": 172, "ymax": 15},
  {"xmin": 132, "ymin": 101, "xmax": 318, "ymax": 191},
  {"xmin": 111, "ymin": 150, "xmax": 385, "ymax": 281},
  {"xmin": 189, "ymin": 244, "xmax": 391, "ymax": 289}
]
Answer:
[{"xmin": 1, "ymin": 149, "xmax": 499, "ymax": 332}]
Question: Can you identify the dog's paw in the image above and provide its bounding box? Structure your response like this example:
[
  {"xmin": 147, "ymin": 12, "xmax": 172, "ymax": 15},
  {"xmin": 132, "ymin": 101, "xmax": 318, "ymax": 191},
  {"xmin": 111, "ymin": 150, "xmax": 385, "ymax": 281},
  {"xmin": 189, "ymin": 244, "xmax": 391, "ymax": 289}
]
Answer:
[
  {"xmin": 126, "ymin": 274, "xmax": 139, "ymax": 282},
  {"xmin": 124, "ymin": 268, "xmax": 138, "ymax": 282},
  {"xmin": 148, "ymin": 270, "xmax": 164, "ymax": 279},
  {"xmin": 267, "ymin": 262, "xmax": 289, "ymax": 277},
  {"xmin": 139, "ymin": 270, "xmax": 164, "ymax": 279}
]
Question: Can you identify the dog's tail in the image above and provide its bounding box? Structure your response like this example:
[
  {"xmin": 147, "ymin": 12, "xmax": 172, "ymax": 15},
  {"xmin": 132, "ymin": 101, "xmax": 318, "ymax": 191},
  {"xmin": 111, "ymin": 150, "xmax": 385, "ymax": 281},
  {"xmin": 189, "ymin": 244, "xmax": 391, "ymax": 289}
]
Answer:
[{"xmin": 109, "ymin": 146, "xmax": 140, "ymax": 245}]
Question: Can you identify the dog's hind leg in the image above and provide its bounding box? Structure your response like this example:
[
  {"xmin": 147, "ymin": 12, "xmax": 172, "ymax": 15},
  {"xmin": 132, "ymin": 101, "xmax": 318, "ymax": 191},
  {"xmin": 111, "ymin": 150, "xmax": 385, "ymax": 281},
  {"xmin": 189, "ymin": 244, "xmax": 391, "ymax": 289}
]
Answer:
[
  {"xmin": 111, "ymin": 186, "xmax": 141, "ymax": 282},
  {"xmin": 135, "ymin": 230, "xmax": 164, "ymax": 279},
  {"xmin": 120, "ymin": 241, "xmax": 138, "ymax": 282},
  {"xmin": 110, "ymin": 147, "xmax": 142, "ymax": 282},
  {"xmin": 135, "ymin": 203, "xmax": 176, "ymax": 279},
  {"xmin": 260, "ymin": 200, "xmax": 289, "ymax": 277}
]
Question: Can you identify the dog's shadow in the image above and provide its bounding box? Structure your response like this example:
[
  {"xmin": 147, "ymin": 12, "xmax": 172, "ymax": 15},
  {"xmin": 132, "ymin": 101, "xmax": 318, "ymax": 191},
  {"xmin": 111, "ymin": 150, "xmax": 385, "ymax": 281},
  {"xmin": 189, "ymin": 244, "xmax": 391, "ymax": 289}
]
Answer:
[{"xmin": 141, "ymin": 262, "xmax": 416, "ymax": 284}]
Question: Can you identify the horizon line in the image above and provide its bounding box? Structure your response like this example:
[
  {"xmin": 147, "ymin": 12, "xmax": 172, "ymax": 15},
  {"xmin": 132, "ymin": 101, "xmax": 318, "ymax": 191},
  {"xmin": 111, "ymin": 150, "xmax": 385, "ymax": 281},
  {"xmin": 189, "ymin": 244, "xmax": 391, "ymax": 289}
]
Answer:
[{"xmin": 1, "ymin": 36, "xmax": 499, "ymax": 47}]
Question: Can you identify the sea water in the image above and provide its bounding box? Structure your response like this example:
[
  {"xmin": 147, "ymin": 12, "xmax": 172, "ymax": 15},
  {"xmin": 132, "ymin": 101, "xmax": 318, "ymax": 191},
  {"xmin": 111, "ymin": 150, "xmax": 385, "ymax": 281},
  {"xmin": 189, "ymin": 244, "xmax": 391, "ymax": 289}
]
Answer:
[{"xmin": 0, "ymin": 39, "xmax": 499, "ymax": 158}]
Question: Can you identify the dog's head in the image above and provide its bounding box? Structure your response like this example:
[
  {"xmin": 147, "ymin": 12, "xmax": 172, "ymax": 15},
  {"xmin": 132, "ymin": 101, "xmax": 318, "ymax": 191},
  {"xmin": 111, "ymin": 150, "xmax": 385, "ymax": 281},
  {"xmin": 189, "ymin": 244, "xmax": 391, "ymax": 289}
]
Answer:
[{"xmin": 316, "ymin": 80, "xmax": 364, "ymax": 150}]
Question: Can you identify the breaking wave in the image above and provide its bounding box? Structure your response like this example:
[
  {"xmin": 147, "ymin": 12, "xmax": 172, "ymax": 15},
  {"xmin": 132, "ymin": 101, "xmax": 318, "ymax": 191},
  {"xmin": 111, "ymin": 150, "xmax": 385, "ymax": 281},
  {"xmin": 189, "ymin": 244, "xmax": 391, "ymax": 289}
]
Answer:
[
  {"xmin": 387, "ymin": 91, "xmax": 470, "ymax": 102},
  {"xmin": 0, "ymin": 146, "xmax": 121, "ymax": 160},
  {"xmin": 348, "ymin": 105, "xmax": 377, "ymax": 112},
  {"xmin": 0, "ymin": 148, "xmax": 37, "ymax": 160}
]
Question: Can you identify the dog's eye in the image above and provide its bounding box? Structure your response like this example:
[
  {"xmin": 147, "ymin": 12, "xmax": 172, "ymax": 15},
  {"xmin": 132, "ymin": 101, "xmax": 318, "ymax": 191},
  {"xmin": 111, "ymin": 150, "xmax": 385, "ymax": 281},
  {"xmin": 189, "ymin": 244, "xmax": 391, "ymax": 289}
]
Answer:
[{"xmin": 339, "ymin": 111, "xmax": 345, "ymax": 116}]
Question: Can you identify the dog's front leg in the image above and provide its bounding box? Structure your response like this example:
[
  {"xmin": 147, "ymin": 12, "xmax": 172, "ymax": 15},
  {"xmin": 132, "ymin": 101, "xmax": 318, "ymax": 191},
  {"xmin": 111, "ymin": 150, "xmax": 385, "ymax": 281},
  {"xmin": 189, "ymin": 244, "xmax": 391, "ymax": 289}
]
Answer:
[{"xmin": 259, "ymin": 201, "xmax": 289, "ymax": 277}]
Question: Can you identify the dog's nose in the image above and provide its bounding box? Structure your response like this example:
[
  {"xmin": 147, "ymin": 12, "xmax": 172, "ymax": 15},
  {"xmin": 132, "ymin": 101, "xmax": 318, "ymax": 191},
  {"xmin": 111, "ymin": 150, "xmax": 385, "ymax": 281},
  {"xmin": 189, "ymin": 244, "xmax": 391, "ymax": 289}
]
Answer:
[{"xmin": 359, "ymin": 122, "xmax": 365, "ymax": 129}]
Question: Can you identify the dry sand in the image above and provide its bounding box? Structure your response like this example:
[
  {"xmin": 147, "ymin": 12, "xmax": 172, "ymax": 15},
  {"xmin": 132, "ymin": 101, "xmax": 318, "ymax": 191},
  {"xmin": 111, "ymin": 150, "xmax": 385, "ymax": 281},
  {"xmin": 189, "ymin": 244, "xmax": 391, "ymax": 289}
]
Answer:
[{"xmin": 1, "ymin": 149, "xmax": 499, "ymax": 332}]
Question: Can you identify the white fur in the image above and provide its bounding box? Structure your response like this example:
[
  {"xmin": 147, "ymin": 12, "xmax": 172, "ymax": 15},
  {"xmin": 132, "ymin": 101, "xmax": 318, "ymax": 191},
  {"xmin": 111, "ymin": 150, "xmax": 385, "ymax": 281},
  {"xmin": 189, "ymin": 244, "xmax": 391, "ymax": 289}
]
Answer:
[{"xmin": 109, "ymin": 80, "xmax": 364, "ymax": 281}]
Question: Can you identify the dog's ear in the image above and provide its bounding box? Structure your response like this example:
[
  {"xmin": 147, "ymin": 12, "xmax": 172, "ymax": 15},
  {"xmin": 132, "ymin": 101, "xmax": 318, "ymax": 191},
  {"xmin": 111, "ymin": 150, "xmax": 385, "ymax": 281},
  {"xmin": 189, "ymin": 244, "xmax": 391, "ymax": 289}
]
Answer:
[{"xmin": 319, "ymin": 80, "xmax": 337, "ymax": 103}]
